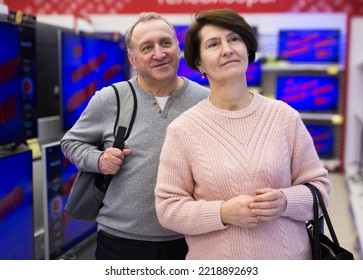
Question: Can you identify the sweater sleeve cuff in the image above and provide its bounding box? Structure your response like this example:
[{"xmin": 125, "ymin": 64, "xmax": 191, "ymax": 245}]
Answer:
[
  {"xmin": 200, "ymin": 200, "xmax": 228, "ymax": 232},
  {"xmin": 280, "ymin": 186, "xmax": 312, "ymax": 219},
  {"xmin": 87, "ymin": 150, "xmax": 104, "ymax": 173}
]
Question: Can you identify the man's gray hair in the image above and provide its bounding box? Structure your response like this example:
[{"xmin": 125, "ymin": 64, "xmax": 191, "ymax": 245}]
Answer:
[{"xmin": 125, "ymin": 12, "xmax": 177, "ymax": 52}]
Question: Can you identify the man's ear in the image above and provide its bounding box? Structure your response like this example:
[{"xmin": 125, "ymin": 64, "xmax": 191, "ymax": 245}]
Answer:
[{"xmin": 127, "ymin": 52, "xmax": 137, "ymax": 70}]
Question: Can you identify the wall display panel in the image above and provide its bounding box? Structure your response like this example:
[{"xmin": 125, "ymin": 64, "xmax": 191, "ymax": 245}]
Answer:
[
  {"xmin": 94, "ymin": 32, "xmax": 131, "ymax": 80},
  {"xmin": 174, "ymin": 24, "xmax": 188, "ymax": 51},
  {"xmin": 42, "ymin": 141, "xmax": 97, "ymax": 260},
  {"xmin": 278, "ymin": 29, "xmax": 340, "ymax": 63},
  {"xmin": 0, "ymin": 149, "xmax": 34, "ymax": 259},
  {"xmin": 276, "ymin": 75, "xmax": 339, "ymax": 113},
  {"xmin": 60, "ymin": 31, "xmax": 127, "ymax": 131},
  {"xmin": 247, "ymin": 60, "xmax": 262, "ymax": 87},
  {"xmin": 305, "ymin": 124, "xmax": 336, "ymax": 159},
  {"xmin": 0, "ymin": 21, "xmax": 37, "ymax": 145}
]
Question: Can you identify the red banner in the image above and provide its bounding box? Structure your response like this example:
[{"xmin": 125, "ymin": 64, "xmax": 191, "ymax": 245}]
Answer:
[{"xmin": 4, "ymin": 0, "xmax": 363, "ymax": 15}]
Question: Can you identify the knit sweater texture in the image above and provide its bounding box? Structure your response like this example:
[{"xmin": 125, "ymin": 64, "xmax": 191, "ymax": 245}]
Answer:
[
  {"xmin": 61, "ymin": 77, "xmax": 209, "ymax": 241},
  {"xmin": 155, "ymin": 92, "xmax": 332, "ymax": 259}
]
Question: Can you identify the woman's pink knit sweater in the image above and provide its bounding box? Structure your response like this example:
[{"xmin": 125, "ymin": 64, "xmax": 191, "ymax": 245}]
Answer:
[{"xmin": 155, "ymin": 93, "xmax": 332, "ymax": 260}]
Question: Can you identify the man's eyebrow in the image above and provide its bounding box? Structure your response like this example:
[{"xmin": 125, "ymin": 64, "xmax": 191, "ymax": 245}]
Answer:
[{"xmin": 139, "ymin": 36, "xmax": 174, "ymax": 49}]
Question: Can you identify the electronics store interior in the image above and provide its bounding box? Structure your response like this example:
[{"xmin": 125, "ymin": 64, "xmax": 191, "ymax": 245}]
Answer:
[{"xmin": 0, "ymin": 0, "xmax": 363, "ymax": 260}]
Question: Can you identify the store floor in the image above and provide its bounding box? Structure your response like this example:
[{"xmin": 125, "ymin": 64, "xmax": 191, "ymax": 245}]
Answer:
[{"xmin": 327, "ymin": 172, "xmax": 362, "ymax": 260}]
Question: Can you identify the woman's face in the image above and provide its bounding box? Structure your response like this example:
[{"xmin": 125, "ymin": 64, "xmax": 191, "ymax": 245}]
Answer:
[{"xmin": 197, "ymin": 24, "xmax": 249, "ymax": 84}]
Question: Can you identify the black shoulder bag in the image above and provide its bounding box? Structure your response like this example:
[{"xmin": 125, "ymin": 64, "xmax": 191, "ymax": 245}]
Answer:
[
  {"xmin": 305, "ymin": 183, "xmax": 354, "ymax": 260},
  {"xmin": 65, "ymin": 81, "xmax": 137, "ymax": 220}
]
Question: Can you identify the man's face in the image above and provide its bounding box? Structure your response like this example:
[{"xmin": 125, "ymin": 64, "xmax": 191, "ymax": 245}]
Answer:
[{"xmin": 128, "ymin": 19, "xmax": 181, "ymax": 84}]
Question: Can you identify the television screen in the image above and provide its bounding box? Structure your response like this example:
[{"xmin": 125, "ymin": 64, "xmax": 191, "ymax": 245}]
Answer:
[
  {"xmin": 246, "ymin": 60, "xmax": 262, "ymax": 87},
  {"xmin": 276, "ymin": 75, "xmax": 339, "ymax": 112},
  {"xmin": 0, "ymin": 21, "xmax": 37, "ymax": 145},
  {"xmin": 178, "ymin": 57, "xmax": 209, "ymax": 86},
  {"xmin": 279, "ymin": 29, "xmax": 340, "ymax": 63},
  {"xmin": 305, "ymin": 124, "xmax": 335, "ymax": 158},
  {"xmin": 0, "ymin": 149, "xmax": 34, "ymax": 259},
  {"xmin": 278, "ymin": 29, "xmax": 340, "ymax": 63},
  {"xmin": 60, "ymin": 31, "xmax": 127, "ymax": 131},
  {"xmin": 42, "ymin": 141, "xmax": 97, "ymax": 260},
  {"xmin": 173, "ymin": 25, "xmax": 188, "ymax": 51}
]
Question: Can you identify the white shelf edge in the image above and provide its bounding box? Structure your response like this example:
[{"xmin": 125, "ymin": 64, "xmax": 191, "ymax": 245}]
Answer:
[
  {"xmin": 262, "ymin": 63, "xmax": 344, "ymax": 72},
  {"xmin": 300, "ymin": 112, "xmax": 343, "ymax": 123}
]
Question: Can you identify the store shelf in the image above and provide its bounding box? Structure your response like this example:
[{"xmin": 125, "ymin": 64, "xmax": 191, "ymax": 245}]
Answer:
[
  {"xmin": 264, "ymin": 60, "xmax": 344, "ymax": 170},
  {"xmin": 262, "ymin": 63, "xmax": 344, "ymax": 72},
  {"xmin": 300, "ymin": 113, "xmax": 343, "ymax": 124}
]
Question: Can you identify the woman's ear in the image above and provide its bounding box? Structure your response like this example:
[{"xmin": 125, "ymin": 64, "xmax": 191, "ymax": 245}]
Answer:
[{"xmin": 197, "ymin": 61, "xmax": 204, "ymax": 73}]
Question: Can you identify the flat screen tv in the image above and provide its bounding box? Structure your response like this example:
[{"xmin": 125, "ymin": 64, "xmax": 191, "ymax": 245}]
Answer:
[
  {"xmin": 278, "ymin": 29, "xmax": 340, "ymax": 63},
  {"xmin": 0, "ymin": 149, "xmax": 34, "ymax": 259},
  {"xmin": 0, "ymin": 21, "xmax": 37, "ymax": 145},
  {"xmin": 42, "ymin": 141, "xmax": 97, "ymax": 260},
  {"xmin": 276, "ymin": 75, "xmax": 339, "ymax": 112},
  {"xmin": 305, "ymin": 124, "xmax": 335, "ymax": 158},
  {"xmin": 60, "ymin": 31, "xmax": 128, "ymax": 131},
  {"xmin": 246, "ymin": 60, "xmax": 262, "ymax": 87},
  {"xmin": 178, "ymin": 57, "xmax": 210, "ymax": 86},
  {"xmin": 173, "ymin": 24, "xmax": 188, "ymax": 51}
]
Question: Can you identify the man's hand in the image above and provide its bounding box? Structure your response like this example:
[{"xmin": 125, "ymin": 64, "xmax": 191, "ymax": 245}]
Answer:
[{"xmin": 98, "ymin": 147, "xmax": 132, "ymax": 175}]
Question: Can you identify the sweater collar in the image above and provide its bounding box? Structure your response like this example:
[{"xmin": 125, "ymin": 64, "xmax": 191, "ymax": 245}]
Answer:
[{"xmin": 203, "ymin": 91, "xmax": 262, "ymax": 119}]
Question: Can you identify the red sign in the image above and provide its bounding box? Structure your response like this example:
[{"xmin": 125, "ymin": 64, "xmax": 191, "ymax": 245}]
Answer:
[{"xmin": 5, "ymin": 0, "xmax": 363, "ymax": 15}]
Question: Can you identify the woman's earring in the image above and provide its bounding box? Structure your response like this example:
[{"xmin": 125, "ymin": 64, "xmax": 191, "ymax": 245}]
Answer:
[{"xmin": 201, "ymin": 72, "xmax": 206, "ymax": 79}]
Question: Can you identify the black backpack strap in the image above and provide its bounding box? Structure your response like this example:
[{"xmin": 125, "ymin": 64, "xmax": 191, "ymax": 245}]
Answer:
[
  {"xmin": 110, "ymin": 81, "xmax": 137, "ymax": 140},
  {"xmin": 125, "ymin": 80, "xmax": 137, "ymax": 141},
  {"xmin": 99, "ymin": 82, "xmax": 137, "ymax": 193},
  {"xmin": 111, "ymin": 84, "xmax": 121, "ymax": 136}
]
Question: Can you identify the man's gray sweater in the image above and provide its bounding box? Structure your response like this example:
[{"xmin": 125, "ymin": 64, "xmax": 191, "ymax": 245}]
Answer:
[{"xmin": 61, "ymin": 76, "xmax": 209, "ymax": 241}]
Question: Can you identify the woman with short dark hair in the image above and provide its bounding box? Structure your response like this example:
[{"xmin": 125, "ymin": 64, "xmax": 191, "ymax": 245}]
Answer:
[{"xmin": 155, "ymin": 8, "xmax": 332, "ymax": 259}]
